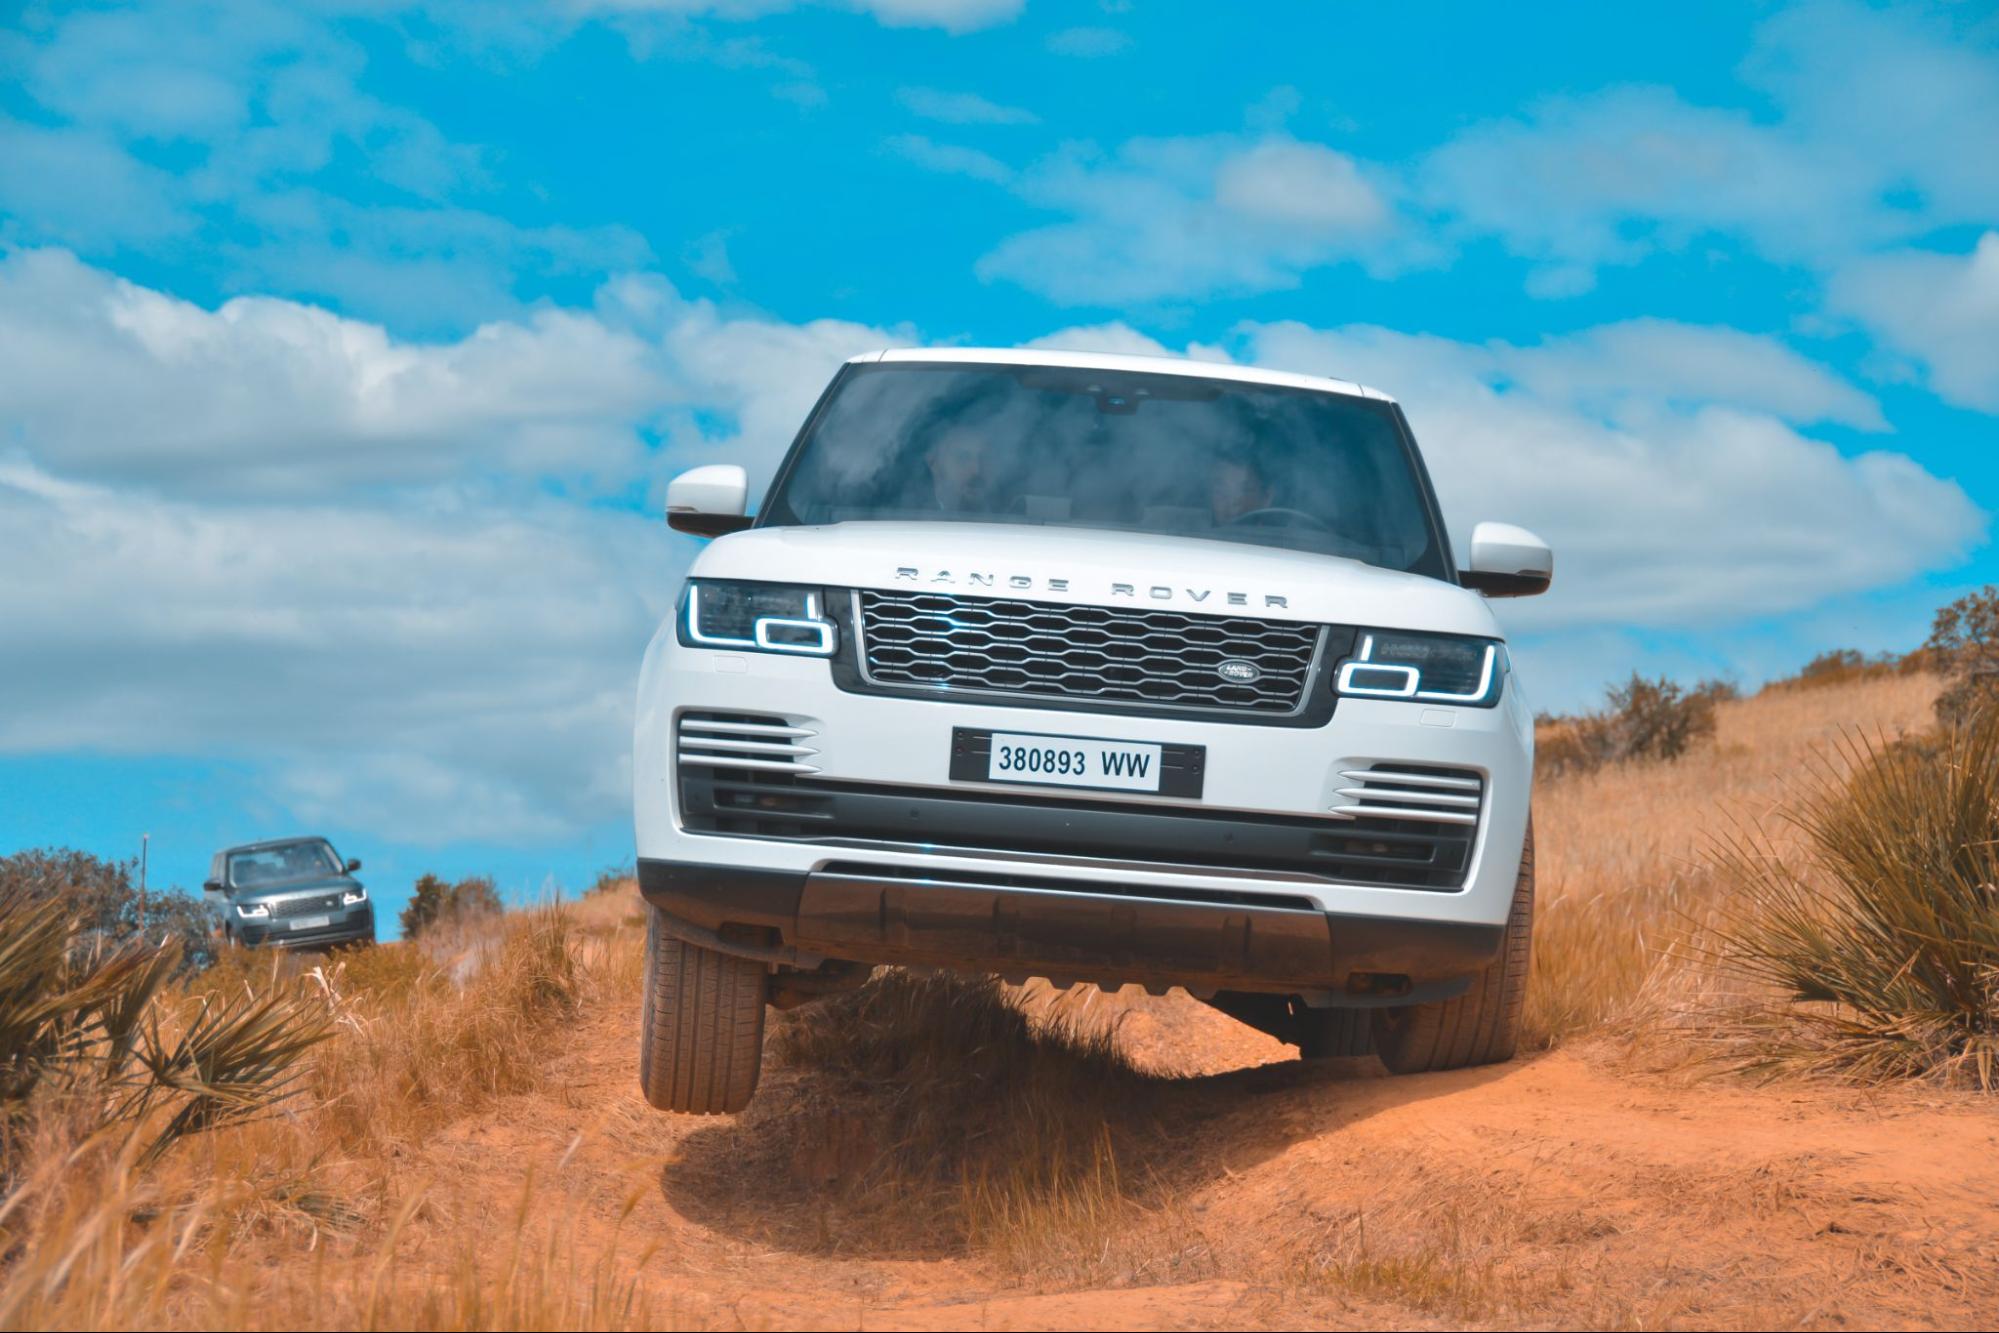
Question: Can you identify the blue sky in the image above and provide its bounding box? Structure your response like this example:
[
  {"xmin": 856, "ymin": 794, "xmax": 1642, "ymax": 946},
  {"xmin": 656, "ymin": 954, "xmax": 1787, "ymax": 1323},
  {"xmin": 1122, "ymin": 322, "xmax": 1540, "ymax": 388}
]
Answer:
[{"xmin": 2, "ymin": 0, "xmax": 1996, "ymax": 925}]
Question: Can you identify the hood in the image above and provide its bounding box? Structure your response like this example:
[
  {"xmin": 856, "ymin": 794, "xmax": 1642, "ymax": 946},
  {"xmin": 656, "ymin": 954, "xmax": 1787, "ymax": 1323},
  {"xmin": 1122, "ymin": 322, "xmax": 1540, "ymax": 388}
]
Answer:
[{"xmin": 693, "ymin": 522, "xmax": 1501, "ymax": 638}]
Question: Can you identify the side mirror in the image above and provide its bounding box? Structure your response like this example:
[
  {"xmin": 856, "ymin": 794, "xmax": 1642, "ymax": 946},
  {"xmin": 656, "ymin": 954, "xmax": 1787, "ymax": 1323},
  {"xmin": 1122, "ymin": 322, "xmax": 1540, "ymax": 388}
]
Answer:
[
  {"xmin": 1460, "ymin": 522, "xmax": 1553, "ymax": 598},
  {"xmin": 202, "ymin": 880, "xmax": 224, "ymax": 897},
  {"xmin": 345, "ymin": 858, "xmax": 362, "ymax": 874},
  {"xmin": 666, "ymin": 464, "xmax": 752, "ymax": 538}
]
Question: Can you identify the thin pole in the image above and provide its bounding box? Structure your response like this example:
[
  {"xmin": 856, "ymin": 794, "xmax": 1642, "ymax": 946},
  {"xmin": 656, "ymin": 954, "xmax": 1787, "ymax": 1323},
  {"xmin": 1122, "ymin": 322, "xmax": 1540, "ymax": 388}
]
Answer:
[{"xmin": 139, "ymin": 833, "xmax": 149, "ymax": 934}]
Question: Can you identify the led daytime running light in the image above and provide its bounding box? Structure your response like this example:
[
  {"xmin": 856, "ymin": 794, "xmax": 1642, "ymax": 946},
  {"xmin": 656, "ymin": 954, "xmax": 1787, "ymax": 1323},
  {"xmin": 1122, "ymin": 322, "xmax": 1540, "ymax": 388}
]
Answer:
[
  {"xmin": 684, "ymin": 584, "xmax": 837, "ymax": 657},
  {"xmin": 1336, "ymin": 633, "xmax": 1498, "ymax": 704}
]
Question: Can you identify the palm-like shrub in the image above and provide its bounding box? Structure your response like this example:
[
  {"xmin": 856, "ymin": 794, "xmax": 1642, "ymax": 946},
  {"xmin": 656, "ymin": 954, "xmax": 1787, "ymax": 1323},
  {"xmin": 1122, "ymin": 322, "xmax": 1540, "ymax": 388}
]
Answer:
[
  {"xmin": 1717, "ymin": 707, "xmax": 1999, "ymax": 1087},
  {"xmin": 0, "ymin": 889, "xmax": 331, "ymax": 1171}
]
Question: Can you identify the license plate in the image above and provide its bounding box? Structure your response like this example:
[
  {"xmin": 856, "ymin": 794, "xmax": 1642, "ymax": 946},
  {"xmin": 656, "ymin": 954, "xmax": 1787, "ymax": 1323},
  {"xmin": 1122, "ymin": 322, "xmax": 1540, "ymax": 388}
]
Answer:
[
  {"xmin": 290, "ymin": 915, "xmax": 331, "ymax": 931},
  {"xmin": 986, "ymin": 731, "xmax": 1164, "ymax": 792}
]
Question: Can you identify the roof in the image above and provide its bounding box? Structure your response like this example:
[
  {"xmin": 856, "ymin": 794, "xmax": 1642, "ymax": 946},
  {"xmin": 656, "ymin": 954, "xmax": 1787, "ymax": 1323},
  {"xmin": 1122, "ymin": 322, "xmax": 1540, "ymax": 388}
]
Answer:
[
  {"xmin": 848, "ymin": 346, "xmax": 1395, "ymax": 404},
  {"xmin": 219, "ymin": 836, "xmax": 333, "ymax": 855}
]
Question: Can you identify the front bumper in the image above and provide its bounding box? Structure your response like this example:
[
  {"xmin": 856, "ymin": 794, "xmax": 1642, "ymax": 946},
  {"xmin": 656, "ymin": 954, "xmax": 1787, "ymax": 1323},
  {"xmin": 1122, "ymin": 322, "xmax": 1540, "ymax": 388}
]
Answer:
[
  {"xmin": 641, "ymin": 858, "xmax": 1502, "ymax": 1001},
  {"xmin": 636, "ymin": 623, "xmax": 1534, "ymax": 994},
  {"xmin": 235, "ymin": 903, "xmax": 376, "ymax": 949}
]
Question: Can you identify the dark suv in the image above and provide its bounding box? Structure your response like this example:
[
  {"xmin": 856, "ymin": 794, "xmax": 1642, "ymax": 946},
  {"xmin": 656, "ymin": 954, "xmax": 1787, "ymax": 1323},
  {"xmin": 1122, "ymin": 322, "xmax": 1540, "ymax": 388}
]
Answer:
[{"xmin": 204, "ymin": 837, "xmax": 376, "ymax": 949}]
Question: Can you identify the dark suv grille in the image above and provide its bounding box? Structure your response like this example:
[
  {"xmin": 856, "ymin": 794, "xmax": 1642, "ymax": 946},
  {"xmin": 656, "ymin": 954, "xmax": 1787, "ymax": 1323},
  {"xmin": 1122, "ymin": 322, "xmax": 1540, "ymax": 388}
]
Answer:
[
  {"xmin": 855, "ymin": 590, "xmax": 1322, "ymax": 714},
  {"xmin": 271, "ymin": 892, "xmax": 344, "ymax": 918}
]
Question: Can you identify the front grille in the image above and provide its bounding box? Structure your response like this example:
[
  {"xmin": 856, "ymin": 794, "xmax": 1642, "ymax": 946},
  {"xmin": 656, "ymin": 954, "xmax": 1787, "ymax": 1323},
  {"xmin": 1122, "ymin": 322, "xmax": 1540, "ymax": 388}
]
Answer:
[
  {"xmin": 855, "ymin": 590, "xmax": 1321, "ymax": 715},
  {"xmin": 271, "ymin": 892, "xmax": 344, "ymax": 918},
  {"xmin": 1316, "ymin": 765, "xmax": 1484, "ymax": 889},
  {"xmin": 677, "ymin": 766, "xmax": 1483, "ymax": 891}
]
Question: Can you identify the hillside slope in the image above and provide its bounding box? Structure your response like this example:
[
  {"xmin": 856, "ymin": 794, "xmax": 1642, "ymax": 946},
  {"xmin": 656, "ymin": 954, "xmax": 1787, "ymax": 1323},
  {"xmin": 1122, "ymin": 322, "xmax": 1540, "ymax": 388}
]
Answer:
[{"xmin": 11, "ymin": 673, "xmax": 1996, "ymax": 1331}]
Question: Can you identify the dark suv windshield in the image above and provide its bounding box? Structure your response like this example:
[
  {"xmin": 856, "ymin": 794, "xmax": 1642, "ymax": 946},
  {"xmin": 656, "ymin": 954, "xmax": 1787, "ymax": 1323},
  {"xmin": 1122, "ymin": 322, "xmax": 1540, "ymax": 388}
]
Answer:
[
  {"xmin": 228, "ymin": 840, "xmax": 342, "ymax": 890},
  {"xmin": 762, "ymin": 363, "xmax": 1447, "ymax": 576}
]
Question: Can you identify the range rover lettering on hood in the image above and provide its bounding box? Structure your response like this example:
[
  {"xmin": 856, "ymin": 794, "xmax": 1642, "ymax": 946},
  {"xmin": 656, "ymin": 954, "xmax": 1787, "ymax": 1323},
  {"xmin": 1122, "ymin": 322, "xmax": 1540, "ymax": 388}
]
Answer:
[{"xmin": 893, "ymin": 566, "xmax": 1289, "ymax": 609}]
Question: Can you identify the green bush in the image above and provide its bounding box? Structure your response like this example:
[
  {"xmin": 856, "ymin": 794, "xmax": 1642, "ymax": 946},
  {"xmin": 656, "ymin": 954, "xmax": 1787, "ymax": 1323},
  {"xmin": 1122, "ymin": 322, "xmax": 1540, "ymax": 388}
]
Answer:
[
  {"xmin": 1763, "ymin": 647, "xmax": 1916, "ymax": 692},
  {"xmin": 399, "ymin": 872, "xmax": 505, "ymax": 940},
  {"xmin": 1716, "ymin": 705, "xmax": 1999, "ymax": 1088},
  {"xmin": 0, "ymin": 848, "xmax": 216, "ymax": 974},
  {"xmin": 1536, "ymin": 673, "xmax": 1732, "ymax": 779},
  {"xmin": 1925, "ymin": 585, "xmax": 1999, "ymax": 728}
]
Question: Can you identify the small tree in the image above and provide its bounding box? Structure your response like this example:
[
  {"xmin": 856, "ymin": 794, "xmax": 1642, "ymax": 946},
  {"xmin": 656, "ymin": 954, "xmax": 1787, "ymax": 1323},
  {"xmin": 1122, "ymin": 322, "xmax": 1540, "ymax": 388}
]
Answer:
[
  {"xmin": 1535, "ymin": 673, "xmax": 1729, "ymax": 779},
  {"xmin": 399, "ymin": 872, "xmax": 452, "ymax": 939},
  {"xmin": 1603, "ymin": 674, "xmax": 1725, "ymax": 763},
  {"xmin": 1925, "ymin": 585, "xmax": 1999, "ymax": 727},
  {"xmin": 399, "ymin": 873, "xmax": 504, "ymax": 940},
  {"xmin": 0, "ymin": 849, "xmax": 217, "ymax": 974}
]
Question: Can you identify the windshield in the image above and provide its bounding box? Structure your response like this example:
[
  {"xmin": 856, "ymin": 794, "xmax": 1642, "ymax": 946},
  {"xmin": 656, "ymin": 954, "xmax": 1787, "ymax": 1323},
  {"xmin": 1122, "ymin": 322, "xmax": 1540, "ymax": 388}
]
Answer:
[
  {"xmin": 762, "ymin": 363, "xmax": 1448, "ymax": 576},
  {"xmin": 228, "ymin": 840, "xmax": 343, "ymax": 890}
]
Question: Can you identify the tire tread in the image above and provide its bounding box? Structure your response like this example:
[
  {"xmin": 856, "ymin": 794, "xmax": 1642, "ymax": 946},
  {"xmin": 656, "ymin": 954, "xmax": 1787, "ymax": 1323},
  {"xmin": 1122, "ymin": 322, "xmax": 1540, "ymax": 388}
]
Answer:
[
  {"xmin": 640, "ymin": 907, "xmax": 766, "ymax": 1114},
  {"xmin": 1373, "ymin": 824, "xmax": 1534, "ymax": 1075}
]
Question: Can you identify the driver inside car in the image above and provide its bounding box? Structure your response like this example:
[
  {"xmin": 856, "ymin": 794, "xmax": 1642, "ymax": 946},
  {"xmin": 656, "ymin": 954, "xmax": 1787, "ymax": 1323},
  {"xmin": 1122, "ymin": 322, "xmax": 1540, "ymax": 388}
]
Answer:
[
  {"xmin": 1209, "ymin": 452, "xmax": 1275, "ymax": 525},
  {"xmin": 921, "ymin": 426, "xmax": 991, "ymax": 514}
]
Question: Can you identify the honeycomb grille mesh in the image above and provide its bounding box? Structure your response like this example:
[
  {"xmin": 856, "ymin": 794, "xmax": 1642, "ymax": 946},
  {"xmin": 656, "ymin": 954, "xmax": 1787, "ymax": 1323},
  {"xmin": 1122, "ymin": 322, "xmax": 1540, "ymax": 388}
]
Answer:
[
  {"xmin": 270, "ymin": 892, "xmax": 344, "ymax": 918},
  {"xmin": 856, "ymin": 590, "xmax": 1320, "ymax": 713}
]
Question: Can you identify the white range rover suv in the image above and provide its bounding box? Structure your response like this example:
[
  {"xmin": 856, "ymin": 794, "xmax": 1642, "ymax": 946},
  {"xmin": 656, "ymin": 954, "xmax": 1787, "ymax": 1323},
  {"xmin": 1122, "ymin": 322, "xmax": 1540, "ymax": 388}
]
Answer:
[{"xmin": 635, "ymin": 348, "xmax": 1552, "ymax": 1114}]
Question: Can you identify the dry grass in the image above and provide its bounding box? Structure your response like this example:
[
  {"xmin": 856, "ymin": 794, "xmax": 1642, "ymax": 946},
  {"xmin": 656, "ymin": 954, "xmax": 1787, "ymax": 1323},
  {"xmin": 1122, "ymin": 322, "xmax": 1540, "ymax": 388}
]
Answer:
[
  {"xmin": 0, "ymin": 904, "xmax": 627, "ymax": 1332},
  {"xmin": 1712, "ymin": 708, "xmax": 1999, "ymax": 1086},
  {"xmin": 1526, "ymin": 672, "xmax": 1941, "ymax": 1048},
  {"xmin": 719, "ymin": 969, "xmax": 1173, "ymax": 1278}
]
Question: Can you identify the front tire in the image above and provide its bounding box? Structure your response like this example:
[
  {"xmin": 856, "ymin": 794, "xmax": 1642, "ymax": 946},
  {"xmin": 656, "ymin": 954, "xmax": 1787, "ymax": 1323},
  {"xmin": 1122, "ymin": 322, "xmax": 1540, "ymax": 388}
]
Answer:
[
  {"xmin": 639, "ymin": 906, "xmax": 767, "ymax": 1114},
  {"xmin": 1373, "ymin": 823, "xmax": 1534, "ymax": 1075}
]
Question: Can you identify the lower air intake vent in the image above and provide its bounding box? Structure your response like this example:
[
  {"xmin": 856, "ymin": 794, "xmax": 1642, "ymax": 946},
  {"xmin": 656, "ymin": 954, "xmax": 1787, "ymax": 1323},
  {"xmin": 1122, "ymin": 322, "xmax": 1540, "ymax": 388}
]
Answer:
[
  {"xmin": 1314, "ymin": 764, "xmax": 1484, "ymax": 889},
  {"xmin": 676, "ymin": 711, "xmax": 830, "ymax": 837}
]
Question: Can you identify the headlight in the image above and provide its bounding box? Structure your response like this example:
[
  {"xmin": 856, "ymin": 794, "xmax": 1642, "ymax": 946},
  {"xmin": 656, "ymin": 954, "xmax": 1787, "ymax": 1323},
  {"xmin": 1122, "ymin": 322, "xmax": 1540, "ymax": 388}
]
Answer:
[
  {"xmin": 1335, "ymin": 630, "xmax": 1505, "ymax": 708},
  {"xmin": 342, "ymin": 886, "xmax": 368, "ymax": 906},
  {"xmin": 235, "ymin": 902, "xmax": 271, "ymax": 920},
  {"xmin": 679, "ymin": 580, "xmax": 837, "ymax": 656}
]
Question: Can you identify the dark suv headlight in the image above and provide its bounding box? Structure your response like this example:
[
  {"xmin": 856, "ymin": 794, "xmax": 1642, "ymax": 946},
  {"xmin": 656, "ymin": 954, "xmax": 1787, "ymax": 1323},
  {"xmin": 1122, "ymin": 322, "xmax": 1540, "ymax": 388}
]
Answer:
[
  {"xmin": 1335, "ymin": 629, "xmax": 1505, "ymax": 708},
  {"xmin": 679, "ymin": 580, "xmax": 838, "ymax": 656}
]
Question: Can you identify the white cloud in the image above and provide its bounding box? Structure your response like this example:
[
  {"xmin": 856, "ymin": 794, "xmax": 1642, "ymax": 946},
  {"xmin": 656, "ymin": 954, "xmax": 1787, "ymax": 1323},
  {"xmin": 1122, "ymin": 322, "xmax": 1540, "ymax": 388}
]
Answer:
[
  {"xmin": 1418, "ymin": 3, "xmax": 1999, "ymax": 287},
  {"xmin": 852, "ymin": 0, "xmax": 1023, "ymax": 34},
  {"xmin": 0, "ymin": 251, "xmax": 904, "ymax": 842},
  {"xmin": 0, "ymin": 458, "xmax": 662, "ymax": 844},
  {"xmin": 1419, "ymin": 86, "xmax": 1877, "ymax": 275},
  {"xmin": 897, "ymin": 86, "xmax": 1038, "ymax": 126},
  {"xmin": 0, "ymin": 248, "xmax": 906, "ymax": 501},
  {"xmin": 885, "ymin": 133, "xmax": 1016, "ymax": 185},
  {"xmin": 0, "ymin": 2, "xmax": 653, "ymax": 333},
  {"xmin": 1213, "ymin": 140, "xmax": 1388, "ymax": 230},
  {"xmin": 977, "ymin": 134, "xmax": 1400, "ymax": 305},
  {"xmin": 1046, "ymin": 26, "xmax": 1129, "ymax": 58},
  {"xmin": 1486, "ymin": 319, "xmax": 1886, "ymax": 431},
  {"xmin": 570, "ymin": 0, "xmax": 1023, "ymax": 33},
  {"xmin": 1828, "ymin": 233, "xmax": 1999, "ymax": 413},
  {"xmin": 0, "ymin": 248, "xmax": 659, "ymax": 496}
]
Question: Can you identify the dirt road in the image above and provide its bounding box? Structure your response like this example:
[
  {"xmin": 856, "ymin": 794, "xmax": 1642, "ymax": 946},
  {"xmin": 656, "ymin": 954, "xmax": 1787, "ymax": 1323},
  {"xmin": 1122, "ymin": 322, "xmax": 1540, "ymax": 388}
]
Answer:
[{"xmin": 406, "ymin": 949, "xmax": 1999, "ymax": 1332}]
